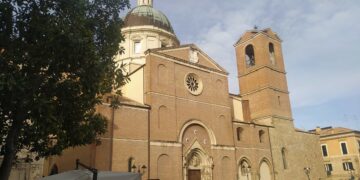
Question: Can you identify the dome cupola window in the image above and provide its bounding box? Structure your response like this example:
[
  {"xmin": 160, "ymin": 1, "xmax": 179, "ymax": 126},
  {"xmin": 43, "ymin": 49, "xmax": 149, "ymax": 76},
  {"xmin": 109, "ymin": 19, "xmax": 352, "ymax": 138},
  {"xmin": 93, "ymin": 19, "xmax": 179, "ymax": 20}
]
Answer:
[{"xmin": 134, "ymin": 41, "xmax": 141, "ymax": 54}]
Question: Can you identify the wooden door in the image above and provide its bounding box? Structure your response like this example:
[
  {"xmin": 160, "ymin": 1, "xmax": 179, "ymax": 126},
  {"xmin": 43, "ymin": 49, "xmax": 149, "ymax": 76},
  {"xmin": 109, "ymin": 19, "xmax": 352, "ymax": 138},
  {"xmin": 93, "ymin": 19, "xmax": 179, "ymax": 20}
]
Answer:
[{"xmin": 188, "ymin": 170, "xmax": 201, "ymax": 180}]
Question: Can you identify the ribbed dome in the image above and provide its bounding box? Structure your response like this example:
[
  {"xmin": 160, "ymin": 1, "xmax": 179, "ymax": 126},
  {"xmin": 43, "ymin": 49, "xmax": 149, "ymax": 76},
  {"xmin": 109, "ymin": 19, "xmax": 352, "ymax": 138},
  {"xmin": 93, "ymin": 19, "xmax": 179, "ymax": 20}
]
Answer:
[{"xmin": 123, "ymin": 5, "xmax": 174, "ymax": 33}]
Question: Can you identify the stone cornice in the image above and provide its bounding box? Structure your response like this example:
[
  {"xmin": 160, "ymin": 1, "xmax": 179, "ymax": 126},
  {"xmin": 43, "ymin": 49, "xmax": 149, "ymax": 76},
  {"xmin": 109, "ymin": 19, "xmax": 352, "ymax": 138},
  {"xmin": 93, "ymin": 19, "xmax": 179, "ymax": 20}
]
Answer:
[
  {"xmin": 240, "ymin": 86, "xmax": 289, "ymax": 97},
  {"xmin": 238, "ymin": 65, "xmax": 286, "ymax": 77},
  {"xmin": 148, "ymin": 51, "xmax": 228, "ymax": 76}
]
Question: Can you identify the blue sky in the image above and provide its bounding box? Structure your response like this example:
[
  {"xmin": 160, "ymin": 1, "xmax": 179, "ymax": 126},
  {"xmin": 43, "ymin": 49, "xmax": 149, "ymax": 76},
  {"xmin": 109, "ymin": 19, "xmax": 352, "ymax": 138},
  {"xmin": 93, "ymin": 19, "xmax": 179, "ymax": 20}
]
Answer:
[{"xmin": 127, "ymin": 0, "xmax": 360, "ymax": 131}]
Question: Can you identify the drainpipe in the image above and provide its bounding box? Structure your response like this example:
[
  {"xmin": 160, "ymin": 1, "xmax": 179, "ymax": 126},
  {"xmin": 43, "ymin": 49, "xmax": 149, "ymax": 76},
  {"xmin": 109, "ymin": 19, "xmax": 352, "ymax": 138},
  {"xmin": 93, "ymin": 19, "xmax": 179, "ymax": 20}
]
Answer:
[
  {"xmin": 109, "ymin": 105, "xmax": 115, "ymax": 171},
  {"xmin": 147, "ymin": 107, "xmax": 150, "ymax": 179}
]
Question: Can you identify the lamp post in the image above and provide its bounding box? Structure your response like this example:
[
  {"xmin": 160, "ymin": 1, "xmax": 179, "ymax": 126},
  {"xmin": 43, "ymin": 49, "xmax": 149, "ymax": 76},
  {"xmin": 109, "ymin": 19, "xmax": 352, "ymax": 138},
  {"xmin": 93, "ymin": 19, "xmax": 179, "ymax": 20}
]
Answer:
[
  {"xmin": 349, "ymin": 169, "xmax": 355, "ymax": 180},
  {"xmin": 304, "ymin": 167, "xmax": 311, "ymax": 180},
  {"xmin": 131, "ymin": 164, "xmax": 147, "ymax": 175}
]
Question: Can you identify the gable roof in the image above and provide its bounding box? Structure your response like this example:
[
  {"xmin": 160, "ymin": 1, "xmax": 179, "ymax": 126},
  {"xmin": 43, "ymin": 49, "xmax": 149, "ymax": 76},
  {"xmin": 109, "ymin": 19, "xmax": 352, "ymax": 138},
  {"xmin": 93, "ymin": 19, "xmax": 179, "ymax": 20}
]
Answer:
[
  {"xmin": 146, "ymin": 44, "xmax": 229, "ymax": 75},
  {"xmin": 234, "ymin": 28, "xmax": 282, "ymax": 47}
]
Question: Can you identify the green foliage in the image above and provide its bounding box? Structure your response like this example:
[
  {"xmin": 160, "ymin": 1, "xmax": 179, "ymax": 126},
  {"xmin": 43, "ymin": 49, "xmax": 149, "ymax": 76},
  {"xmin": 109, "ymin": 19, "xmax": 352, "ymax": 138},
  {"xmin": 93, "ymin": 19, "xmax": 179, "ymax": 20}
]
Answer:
[{"xmin": 0, "ymin": 0, "xmax": 130, "ymax": 161}]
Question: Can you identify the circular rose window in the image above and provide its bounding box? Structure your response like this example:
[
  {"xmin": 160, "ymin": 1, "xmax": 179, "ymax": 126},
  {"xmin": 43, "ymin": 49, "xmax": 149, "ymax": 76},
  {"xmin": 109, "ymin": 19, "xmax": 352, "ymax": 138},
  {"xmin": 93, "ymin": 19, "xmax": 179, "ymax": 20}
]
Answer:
[{"xmin": 185, "ymin": 73, "xmax": 203, "ymax": 95}]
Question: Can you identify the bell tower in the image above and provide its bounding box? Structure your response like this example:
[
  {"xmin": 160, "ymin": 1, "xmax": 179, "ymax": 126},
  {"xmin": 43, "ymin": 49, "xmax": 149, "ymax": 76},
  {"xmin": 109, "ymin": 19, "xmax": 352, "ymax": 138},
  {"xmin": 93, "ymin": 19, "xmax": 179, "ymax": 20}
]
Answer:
[
  {"xmin": 137, "ymin": 0, "xmax": 153, "ymax": 7},
  {"xmin": 234, "ymin": 28, "xmax": 293, "ymax": 124}
]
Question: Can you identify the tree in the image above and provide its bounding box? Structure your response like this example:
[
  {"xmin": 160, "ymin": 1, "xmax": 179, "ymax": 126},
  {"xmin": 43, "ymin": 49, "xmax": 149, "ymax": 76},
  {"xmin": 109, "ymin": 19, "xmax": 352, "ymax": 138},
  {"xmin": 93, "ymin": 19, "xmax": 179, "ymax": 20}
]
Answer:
[{"xmin": 0, "ymin": 0, "xmax": 130, "ymax": 179}]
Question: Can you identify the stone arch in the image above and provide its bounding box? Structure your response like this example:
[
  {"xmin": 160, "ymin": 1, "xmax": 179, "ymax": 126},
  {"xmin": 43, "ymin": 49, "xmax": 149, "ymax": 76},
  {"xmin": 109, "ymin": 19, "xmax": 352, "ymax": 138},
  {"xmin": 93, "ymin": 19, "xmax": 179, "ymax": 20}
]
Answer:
[
  {"xmin": 238, "ymin": 157, "xmax": 252, "ymax": 180},
  {"xmin": 259, "ymin": 158, "xmax": 272, "ymax": 180},
  {"xmin": 269, "ymin": 42, "xmax": 276, "ymax": 65},
  {"xmin": 178, "ymin": 120, "xmax": 216, "ymax": 145},
  {"xmin": 157, "ymin": 64, "xmax": 167, "ymax": 85},
  {"xmin": 245, "ymin": 44, "xmax": 255, "ymax": 67},
  {"xmin": 49, "ymin": 164, "xmax": 58, "ymax": 175},
  {"xmin": 218, "ymin": 115, "xmax": 225, "ymax": 121},
  {"xmin": 221, "ymin": 156, "xmax": 231, "ymax": 180},
  {"xmin": 236, "ymin": 127, "xmax": 244, "ymax": 141},
  {"xmin": 259, "ymin": 130, "xmax": 265, "ymax": 143},
  {"xmin": 158, "ymin": 105, "xmax": 168, "ymax": 128},
  {"xmin": 184, "ymin": 145, "xmax": 213, "ymax": 180},
  {"xmin": 157, "ymin": 154, "xmax": 172, "ymax": 180}
]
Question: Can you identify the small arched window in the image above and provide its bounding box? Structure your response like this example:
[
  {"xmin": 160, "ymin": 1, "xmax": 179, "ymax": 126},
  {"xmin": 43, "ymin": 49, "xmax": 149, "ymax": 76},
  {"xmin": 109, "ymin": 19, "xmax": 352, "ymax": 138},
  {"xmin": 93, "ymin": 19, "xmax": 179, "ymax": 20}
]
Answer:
[
  {"xmin": 236, "ymin": 127, "xmax": 243, "ymax": 141},
  {"xmin": 281, "ymin": 148, "xmax": 287, "ymax": 169},
  {"xmin": 245, "ymin": 45, "xmax": 255, "ymax": 67},
  {"xmin": 128, "ymin": 157, "xmax": 135, "ymax": 172},
  {"xmin": 259, "ymin": 130, "xmax": 265, "ymax": 143},
  {"xmin": 269, "ymin": 43, "xmax": 275, "ymax": 65}
]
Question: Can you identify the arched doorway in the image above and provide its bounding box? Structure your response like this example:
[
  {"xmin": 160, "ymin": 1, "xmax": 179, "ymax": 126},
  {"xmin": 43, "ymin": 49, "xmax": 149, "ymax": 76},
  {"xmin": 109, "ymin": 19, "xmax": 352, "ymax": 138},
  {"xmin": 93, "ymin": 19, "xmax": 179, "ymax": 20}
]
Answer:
[
  {"xmin": 184, "ymin": 144, "xmax": 213, "ymax": 180},
  {"xmin": 50, "ymin": 164, "xmax": 58, "ymax": 175},
  {"xmin": 181, "ymin": 123, "xmax": 214, "ymax": 180}
]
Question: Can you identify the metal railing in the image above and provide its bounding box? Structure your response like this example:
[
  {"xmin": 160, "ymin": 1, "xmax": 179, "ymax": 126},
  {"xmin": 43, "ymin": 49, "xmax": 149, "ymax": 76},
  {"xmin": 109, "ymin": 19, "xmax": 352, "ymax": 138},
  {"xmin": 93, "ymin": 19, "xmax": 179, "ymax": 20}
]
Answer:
[{"xmin": 75, "ymin": 159, "xmax": 98, "ymax": 180}]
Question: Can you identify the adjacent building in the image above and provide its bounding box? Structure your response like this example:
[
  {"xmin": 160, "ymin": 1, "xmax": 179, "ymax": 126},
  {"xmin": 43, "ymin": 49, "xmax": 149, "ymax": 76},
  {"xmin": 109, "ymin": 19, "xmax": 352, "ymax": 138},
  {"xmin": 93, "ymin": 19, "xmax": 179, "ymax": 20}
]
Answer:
[
  {"xmin": 311, "ymin": 127, "xmax": 360, "ymax": 179},
  {"xmin": 42, "ymin": 1, "xmax": 327, "ymax": 180}
]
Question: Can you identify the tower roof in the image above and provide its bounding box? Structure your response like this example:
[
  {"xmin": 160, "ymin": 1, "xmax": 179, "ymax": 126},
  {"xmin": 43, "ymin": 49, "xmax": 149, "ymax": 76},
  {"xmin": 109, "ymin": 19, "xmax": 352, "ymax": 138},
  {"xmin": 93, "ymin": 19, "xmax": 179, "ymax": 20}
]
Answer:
[
  {"xmin": 234, "ymin": 28, "xmax": 282, "ymax": 46},
  {"xmin": 123, "ymin": 4, "xmax": 174, "ymax": 33}
]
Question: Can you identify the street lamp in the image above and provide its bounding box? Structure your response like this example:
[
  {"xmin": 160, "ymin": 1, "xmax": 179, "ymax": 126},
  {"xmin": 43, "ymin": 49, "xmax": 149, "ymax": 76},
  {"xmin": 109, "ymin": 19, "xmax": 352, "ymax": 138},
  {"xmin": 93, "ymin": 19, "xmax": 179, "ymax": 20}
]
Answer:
[
  {"xmin": 131, "ymin": 164, "xmax": 147, "ymax": 175},
  {"xmin": 303, "ymin": 167, "xmax": 311, "ymax": 180},
  {"xmin": 349, "ymin": 169, "xmax": 355, "ymax": 180}
]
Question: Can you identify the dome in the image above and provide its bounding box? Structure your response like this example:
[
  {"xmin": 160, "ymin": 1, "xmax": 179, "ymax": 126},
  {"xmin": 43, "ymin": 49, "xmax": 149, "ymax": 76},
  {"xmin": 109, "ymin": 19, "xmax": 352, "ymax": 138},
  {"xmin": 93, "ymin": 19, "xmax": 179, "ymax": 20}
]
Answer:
[{"xmin": 123, "ymin": 5, "xmax": 174, "ymax": 34}]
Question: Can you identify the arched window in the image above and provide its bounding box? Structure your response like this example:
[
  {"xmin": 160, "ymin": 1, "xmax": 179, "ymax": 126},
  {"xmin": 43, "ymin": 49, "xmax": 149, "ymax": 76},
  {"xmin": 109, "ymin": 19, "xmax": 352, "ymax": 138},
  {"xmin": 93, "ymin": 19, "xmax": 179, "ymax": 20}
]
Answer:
[
  {"xmin": 259, "ymin": 130, "xmax": 265, "ymax": 143},
  {"xmin": 245, "ymin": 45, "xmax": 255, "ymax": 67},
  {"xmin": 128, "ymin": 157, "xmax": 135, "ymax": 172},
  {"xmin": 269, "ymin": 43, "xmax": 275, "ymax": 65},
  {"xmin": 281, "ymin": 147, "xmax": 287, "ymax": 169},
  {"xmin": 236, "ymin": 127, "xmax": 243, "ymax": 141}
]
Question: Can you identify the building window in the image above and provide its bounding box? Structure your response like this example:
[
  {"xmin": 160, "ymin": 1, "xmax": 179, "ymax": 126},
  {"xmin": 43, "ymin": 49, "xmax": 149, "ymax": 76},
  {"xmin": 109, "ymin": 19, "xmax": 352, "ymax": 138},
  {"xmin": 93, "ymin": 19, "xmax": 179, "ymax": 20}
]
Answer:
[
  {"xmin": 325, "ymin": 163, "xmax": 333, "ymax": 176},
  {"xmin": 128, "ymin": 157, "xmax": 135, "ymax": 172},
  {"xmin": 325, "ymin": 163, "xmax": 333, "ymax": 172},
  {"xmin": 343, "ymin": 162, "xmax": 354, "ymax": 171},
  {"xmin": 259, "ymin": 130, "xmax": 265, "ymax": 143},
  {"xmin": 245, "ymin": 45, "xmax": 255, "ymax": 67},
  {"xmin": 184, "ymin": 73, "xmax": 203, "ymax": 95},
  {"xmin": 269, "ymin": 43, "xmax": 275, "ymax": 65},
  {"xmin": 277, "ymin": 96, "xmax": 281, "ymax": 106},
  {"xmin": 281, "ymin": 147, "xmax": 287, "ymax": 169},
  {"xmin": 236, "ymin": 127, "xmax": 243, "ymax": 141},
  {"xmin": 340, "ymin": 142, "xmax": 348, "ymax": 155},
  {"xmin": 134, "ymin": 41, "xmax": 141, "ymax": 54},
  {"xmin": 321, "ymin": 144, "xmax": 328, "ymax": 157}
]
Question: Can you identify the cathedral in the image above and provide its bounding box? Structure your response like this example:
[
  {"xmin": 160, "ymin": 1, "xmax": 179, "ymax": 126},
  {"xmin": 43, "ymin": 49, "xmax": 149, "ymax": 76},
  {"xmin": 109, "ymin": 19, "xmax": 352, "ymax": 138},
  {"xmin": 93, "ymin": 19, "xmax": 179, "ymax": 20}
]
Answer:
[{"xmin": 44, "ymin": 1, "xmax": 327, "ymax": 179}]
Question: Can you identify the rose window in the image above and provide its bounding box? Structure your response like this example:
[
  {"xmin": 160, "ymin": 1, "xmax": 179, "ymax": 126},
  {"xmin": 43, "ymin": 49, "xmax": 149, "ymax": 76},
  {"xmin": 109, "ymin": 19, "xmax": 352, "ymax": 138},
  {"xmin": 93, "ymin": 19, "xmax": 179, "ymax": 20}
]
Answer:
[{"xmin": 185, "ymin": 73, "xmax": 203, "ymax": 95}]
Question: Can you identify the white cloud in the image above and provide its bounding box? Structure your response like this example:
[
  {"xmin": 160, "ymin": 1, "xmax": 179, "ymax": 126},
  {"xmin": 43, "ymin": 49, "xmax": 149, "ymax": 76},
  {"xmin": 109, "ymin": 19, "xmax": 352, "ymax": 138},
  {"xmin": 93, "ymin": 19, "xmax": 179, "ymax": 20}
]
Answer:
[{"xmin": 161, "ymin": 0, "xmax": 360, "ymax": 108}]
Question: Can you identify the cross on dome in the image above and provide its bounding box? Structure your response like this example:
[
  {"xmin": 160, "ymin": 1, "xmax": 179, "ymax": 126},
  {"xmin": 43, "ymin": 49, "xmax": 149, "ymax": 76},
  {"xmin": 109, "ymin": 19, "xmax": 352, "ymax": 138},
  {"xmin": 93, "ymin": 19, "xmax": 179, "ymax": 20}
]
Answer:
[{"xmin": 137, "ymin": 0, "xmax": 153, "ymax": 7}]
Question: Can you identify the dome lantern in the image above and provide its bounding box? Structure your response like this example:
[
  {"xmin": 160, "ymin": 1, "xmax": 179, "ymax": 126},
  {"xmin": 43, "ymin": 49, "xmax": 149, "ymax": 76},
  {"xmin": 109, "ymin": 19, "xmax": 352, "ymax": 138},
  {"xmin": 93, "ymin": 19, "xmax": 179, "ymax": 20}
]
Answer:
[{"xmin": 137, "ymin": 0, "xmax": 153, "ymax": 7}]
